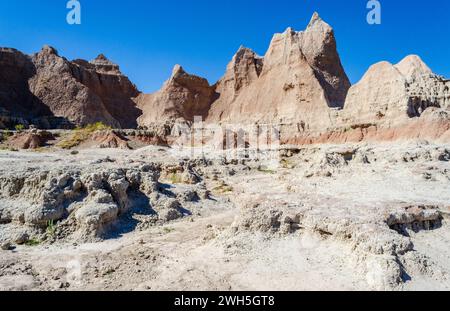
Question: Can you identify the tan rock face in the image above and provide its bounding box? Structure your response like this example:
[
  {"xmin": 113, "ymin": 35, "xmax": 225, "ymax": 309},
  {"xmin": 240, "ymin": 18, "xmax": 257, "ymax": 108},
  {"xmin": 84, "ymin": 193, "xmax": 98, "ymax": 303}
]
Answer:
[
  {"xmin": 207, "ymin": 13, "xmax": 350, "ymax": 129},
  {"xmin": 137, "ymin": 65, "xmax": 217, "ymax": 127},
  {"xmin": 91, "ymin": 130, "xmax": 130, "ymax": 149},
  {"xmin": 206, "ymin": 47, "xmax": 263, "ymax": 122},
  {"xmin": 343, "ymin": 55, "xmax": 450, "ymax": 125},
  {"xmin": 1, "ymin": 12, "xmax": 450, "ymax": 145}
]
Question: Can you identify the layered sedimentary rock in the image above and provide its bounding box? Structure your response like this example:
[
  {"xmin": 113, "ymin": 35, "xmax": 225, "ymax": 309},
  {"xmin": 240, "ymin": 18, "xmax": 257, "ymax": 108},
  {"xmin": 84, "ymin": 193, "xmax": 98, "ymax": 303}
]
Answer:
[
  {"xmin": 29, "ymin": 46, "xmax": 119, "ymax": 128},
  {"xmin": 206, "ymin": 46, "xmax": 263, "ymax": 122},
  {"xmin": 137, "ymin": 65, "xmax": 217, "ymax": 127},
  {"xmin": 2, "ymin": 12, "xmax": 450, "ymax": 144},
  {"xmin": 207, "ymin": 12, "xmax": 351, "ymax": 129},
  {"xmin": 137, "ymin": 12, "xmax": 449, "ymax": 144},
  {"xmin": 284, "ymin": 55, "xmax": 450, "ymax": 144},
  {"xmin": 0, "ymin": 46, "xmax": 141, "ymax": 129},
  {"xmin": 343, "ymin": 55, "xmax": 450, "ymax": 124},
  {"xmin": 0, "ymin": 48, "xmax": 53, "ymax": 128},
  {"xmin": 71, "ymin": 54, "xmax": 141, "ymax": 128}
]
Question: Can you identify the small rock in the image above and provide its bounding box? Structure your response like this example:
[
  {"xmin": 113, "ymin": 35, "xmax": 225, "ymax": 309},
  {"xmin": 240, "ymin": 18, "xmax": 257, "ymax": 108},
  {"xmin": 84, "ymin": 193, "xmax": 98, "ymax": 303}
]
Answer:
[
  {"xmin": 14, "ymin": 232, "xmax": 29, "ymax": 245},
  {"xmin": 1, "ymin": 241, "xmax": 12, "ymax": 250}
]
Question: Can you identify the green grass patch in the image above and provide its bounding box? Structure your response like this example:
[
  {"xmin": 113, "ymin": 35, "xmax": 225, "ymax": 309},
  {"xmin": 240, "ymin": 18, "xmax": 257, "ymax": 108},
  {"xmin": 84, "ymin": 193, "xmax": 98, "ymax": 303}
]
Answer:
[
  {"xmin": 25, "ymin": 238, "xmax": 41, "ymax": 247},
  {"xmin": 57, "ymin": 122, "xmax": 111, "ymax": 149},
  {"xmin": 258, "ymin": 167, "xmax": 276, "ymax": 174},
  {"xmin": 0, "ymin": 131, "xmax": 12, "ymax": 143}
]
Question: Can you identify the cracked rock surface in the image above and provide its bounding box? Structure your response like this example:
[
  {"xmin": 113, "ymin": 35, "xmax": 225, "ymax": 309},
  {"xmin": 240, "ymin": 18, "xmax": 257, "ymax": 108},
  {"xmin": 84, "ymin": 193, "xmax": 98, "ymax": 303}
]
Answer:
[{"xmin": 0, "ymin": 142, "xmax": 449, "ymax": 291}]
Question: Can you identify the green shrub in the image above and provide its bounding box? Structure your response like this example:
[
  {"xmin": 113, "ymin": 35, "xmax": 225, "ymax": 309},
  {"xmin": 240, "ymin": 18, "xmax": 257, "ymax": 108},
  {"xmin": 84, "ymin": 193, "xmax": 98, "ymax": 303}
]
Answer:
[
  {"xmin": 46, "ymin": 220, "xmax": 57, "ymax": 237},
  {"xmin": 25, "ymin": 239, "xmax": 41, "ymax": 247},
  {"xmin": 14, "ymin": 124, "xmax": 25, "ymax": 132}
]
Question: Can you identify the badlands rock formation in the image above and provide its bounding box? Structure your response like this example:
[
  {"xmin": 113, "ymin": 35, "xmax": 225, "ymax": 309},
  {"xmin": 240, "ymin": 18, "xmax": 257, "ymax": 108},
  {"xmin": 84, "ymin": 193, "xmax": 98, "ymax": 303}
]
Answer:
[
  {"xmin": 207, "ymin": 13, "xmax": 350, "ymax": 127},
  {"xmin": 285, "ymin": 55, "xmax": 450, "ymax": 144},
  {"xmin": 344, "ymin": 55, "xmax": 450, "ymax": 123},
  {"xmin": 1, "ymin": 12, "xmax": 449, "ymax": 145},
  {"xmin": 0, "ymin": 48, "xmax": 54, "ymax": 128},
  {"xmin": 70, "ymin": 54, "xmax": 141, "ymax": 128},
  {"xmin": 137, "ymin": 12, "xmax": 449, "ymax": 144},
  {"xmin": 136, "ymin": 65, "xmax": 217, "ymax": 126},
  {"xmin": 0, "ymin": 141, "xmax": 449, "ymax": 291},
  {"xmin": 0, "ymin": 46, "xmax": 140, "ymax": 129},
  {"xmin": 1, "ymin": 12, "xmax": 450, "ymax": 291},
  {"xmin": 6, "ymin": 129, "xmax": 54, "ymax": 150}
]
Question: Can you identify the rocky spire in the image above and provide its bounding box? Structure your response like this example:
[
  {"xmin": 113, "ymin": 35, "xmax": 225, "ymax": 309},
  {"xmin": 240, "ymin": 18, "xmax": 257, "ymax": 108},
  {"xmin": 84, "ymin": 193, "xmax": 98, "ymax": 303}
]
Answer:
[
  {"xmin": 89, "ymin": 54, "xmax": 121, "ymax": 74},
  {"xmin": 300, "ymin": 12, "xmax": 351, "ymax": 108},
  {"xmin": 40, "ymin": 45, "xmax": 59, "ymax": 56},
  {"xmin": 395, "ymin": 55, "xmax": 432, "ymax": 79}
]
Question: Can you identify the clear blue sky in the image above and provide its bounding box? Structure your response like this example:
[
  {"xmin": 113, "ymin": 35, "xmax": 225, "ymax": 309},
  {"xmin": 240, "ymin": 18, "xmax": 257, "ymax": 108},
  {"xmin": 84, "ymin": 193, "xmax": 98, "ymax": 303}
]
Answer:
[{"xmin": 0, "ymin": 0, "xmax": 449, "ymax": 93}]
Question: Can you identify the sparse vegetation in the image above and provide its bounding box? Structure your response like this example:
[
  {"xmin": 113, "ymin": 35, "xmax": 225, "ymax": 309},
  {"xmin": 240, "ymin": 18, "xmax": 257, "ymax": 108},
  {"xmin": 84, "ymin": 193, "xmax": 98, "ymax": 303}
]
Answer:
[
  {"xmin": 0, "ymin": 130, "xmax": 12, "ymax": 142},
  {"xmin": 168, "ymin": 172, "xmax": 183, "ymax": 184},
  {"xmin": 14, "ymin": 124, "xmax": 25, "ymax": 132},
  {"xmin": 212, "ymin": 181, "xmax": 233, "ymax": 194},
  {"xmin": 280, "ymin": 158, "xmax": 296, "ymax": 169},
  {"xmin": 31, "ymin": 147, "xmax": 48, "ymax": 153},
  {"xmin": 57, "ymin": 122, "xmax": 111, "ymax": 149},
  {"xmin": 46, "ymin": 220, "xmax": 57, "ymax": 238},
  {"xmin": 0, "ymin": 146, "xmax": 19, "ymax": 152},
  {"xmin": 25, "ymin": 238, "xmax": 41, "ymax": 247},
  {"xmin": 258, "ymin": 166, "xmax": 276, "ymax": 174},
  {"xmin": 163, "ymin": 227, "xmax": 175, "ymax": 234}
]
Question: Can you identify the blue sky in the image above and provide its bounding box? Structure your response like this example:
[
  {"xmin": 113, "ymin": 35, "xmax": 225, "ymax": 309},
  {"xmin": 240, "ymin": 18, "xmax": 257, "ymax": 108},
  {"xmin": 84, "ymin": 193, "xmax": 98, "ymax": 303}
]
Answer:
[{"xmin": 0, "ymin": 0, "xmax": 449, "ymax": 93}]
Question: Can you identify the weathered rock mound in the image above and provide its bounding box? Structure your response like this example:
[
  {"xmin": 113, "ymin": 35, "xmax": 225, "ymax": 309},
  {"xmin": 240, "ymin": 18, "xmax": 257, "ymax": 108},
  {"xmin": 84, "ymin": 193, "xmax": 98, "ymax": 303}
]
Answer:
[
  {"xmin": 137, "ymin": 65, "xmax": 217, "ymax": 127},
  {"xmin": 231, "ymin": 198, "xmax": 444, "ymax": 290},
  {"xmin": 1, "ymin": 46, "xmax": 141, "ymax": 129},
  {"xmin": 91, "ymin": 130, "xmax": 130, "ymax": 149},
  {"xmin": 0, "ymin": 161, "xmax": 204, "ymax": 242},
  {"xmin": 343, "ymin": 55, "xmax": 450, "ymax": 124},
  {"xmin": 7, "ymin": 129, "xmax": 54, "ymax": 150}
]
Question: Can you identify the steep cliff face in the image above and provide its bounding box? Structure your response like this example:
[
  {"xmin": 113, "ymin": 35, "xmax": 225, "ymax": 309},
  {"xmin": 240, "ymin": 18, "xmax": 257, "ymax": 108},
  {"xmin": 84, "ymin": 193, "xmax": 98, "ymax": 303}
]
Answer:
[
  {"xmin": 1, "ymin": 12, "xmax": 449, "ymax": 144},
  {"xmin": 29, "ymin": 46, "xmax": 119, "ymax": 128},
  {"xmin": 206, "ymin": 13, "xmax": 351, "ymax": 129},
  {"xmin": 284, "ymin": 55, "xmax": 450, "ymax": 145},
  {"xmin": 300, "ymin": 12, "xmax": 351, "ymax": 108},
  {"xmin": 71, "ymin": 54, "xmax": 141, "ymax": 128},
  {"xmin": 0, "ymin": 46, "xmax": 141, "ymax": 129},
  {"xmin": 206, "ymin": 47, "xmax": 263, "ymax": 122},
  {"xmin": 0, "ymin": 48, "xmax": 52, "ymax": 128},
  {"xmin": 137, "ymin": 65, "xmax": 217, "ymax": 127}
]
